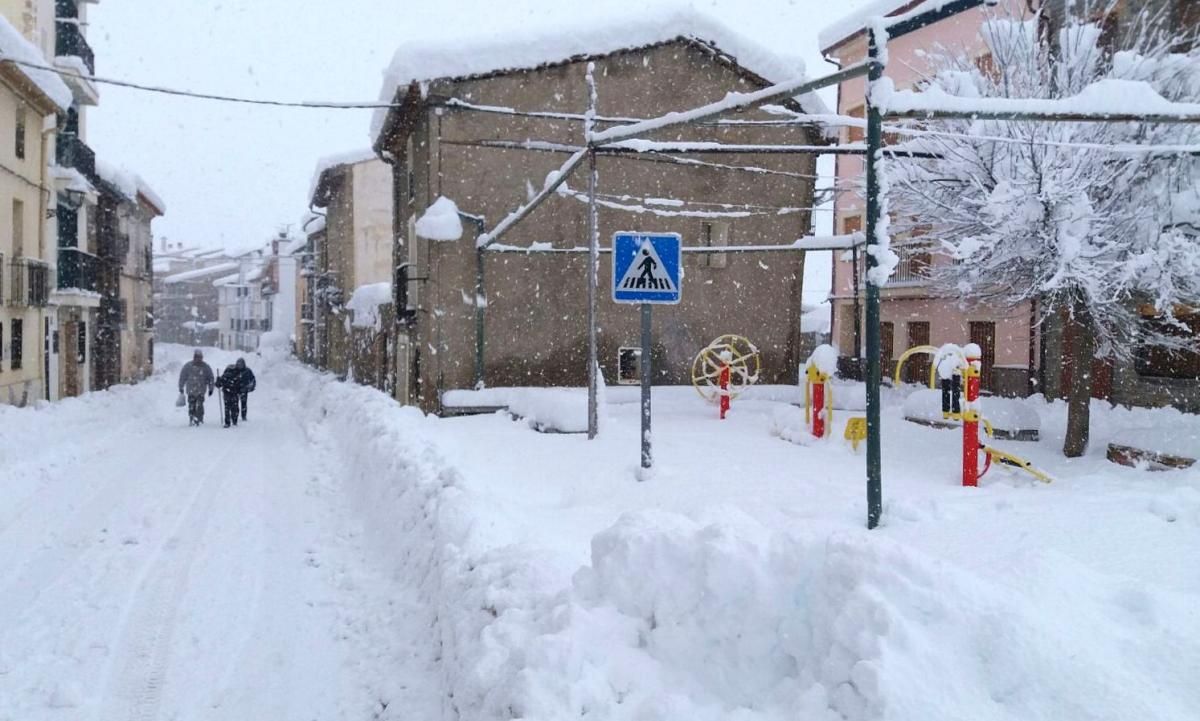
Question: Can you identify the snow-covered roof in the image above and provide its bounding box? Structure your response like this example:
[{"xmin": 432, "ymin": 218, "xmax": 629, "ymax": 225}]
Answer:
[
  {"xmin": 162, "ymin": 262, "xmax": 239, "ymax": 285},
  {"xmin": 301, "ymin": 210, "xmax": 326, "ymax": 236},
  {"xmin": 371, "ymin": 5, "xmax": 826, "ymax": 144},
  {"xmin": 877, "ymin": 77, "xmax": 1200, "ymax": 118},
  {"xmin": 819, "ymin": 0, "xmax": 923, "ymax": 51},
  {"xmin": 308, "ymin": 148, "xmax": 378, "ymax": 206},
  {"xmin": 95, "ymin": 158, "xmax": 166, "ymax": 215},
  {"xmin": 50, "ymin": 165, "xmax": 96, "ymax": 195},
  {"xmin": 0, "ymin": 14, "xmax": 73, "ymax": 110}
]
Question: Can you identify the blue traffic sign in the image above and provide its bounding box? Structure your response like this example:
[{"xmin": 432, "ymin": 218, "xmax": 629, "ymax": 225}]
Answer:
[{"xmin": 612, "ymin": 232, "xmax": 682, "ymax": 304}]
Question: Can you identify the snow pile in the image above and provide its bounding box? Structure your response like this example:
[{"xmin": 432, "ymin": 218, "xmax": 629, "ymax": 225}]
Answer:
[
  {"xmin": 1110, "ymin": 427, "xmax": 1199, "ymax": 462},
  {"xmin": 801, "ymin": 302, "xmax": 831, "ymax": 334},
  {"xmin": 902, "ymin": 388, "xmax": 1041, "ymax": 434},
  {"xmin": 507, "ymin": 388, "xmax": 589, "ymax": 433},
  {"xmin": 345, "ymin": 282, "xmax": 392, "ymax": 330},
  {"xmin": 806, "ymin": 344, "xmax": 840, "ymax": 377},
  {"xmin": 770, "ymin": 404, "xmax": 818, "ymax": 445},
  {"xmin": 414, "ymin": 196, "xmax": 464, "ymax": 241},
  {"xmin": 830, "ymin": 381, "xmax": 867, "ymax": 411},
  {"xmin": 256, "ymin": 330, "xmax": 292, "ymax": 364},
  {"xmin": 95, "ymin": 159, "xmax": 166, "ymax": 214},
  {"xmin": 371, "ymin": 3, "xmax": 827, "ymax": 143},
  {"xmin": 0, "ymin": 14, "xmax": 72, "ymax": 110}
]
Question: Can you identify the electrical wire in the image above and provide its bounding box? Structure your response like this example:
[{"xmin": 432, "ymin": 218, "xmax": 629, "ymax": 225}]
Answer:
[{"xmin": 1, "ymin": 57, "xmax": 402, "ymax": 109}]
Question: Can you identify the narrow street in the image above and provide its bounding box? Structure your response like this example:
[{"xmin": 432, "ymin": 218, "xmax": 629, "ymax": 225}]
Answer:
[{"xmin": 0, "ymin": 352, "xmax": 439, "ymax": 721}]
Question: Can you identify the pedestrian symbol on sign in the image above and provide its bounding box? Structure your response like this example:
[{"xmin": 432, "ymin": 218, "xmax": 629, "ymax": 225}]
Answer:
[{"xmin": 612, "ymin": 232, "xmax": 682, "ymax": 304}]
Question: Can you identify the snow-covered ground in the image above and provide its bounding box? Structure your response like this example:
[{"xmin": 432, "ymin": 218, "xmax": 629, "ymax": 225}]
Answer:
[
  {"xmin": 3, "ymin": 345, "xmax": 1199, "ymax": 720},
  {"xmin": 0, "ymin": 345, "xmax": 439, "ymax": 720}
]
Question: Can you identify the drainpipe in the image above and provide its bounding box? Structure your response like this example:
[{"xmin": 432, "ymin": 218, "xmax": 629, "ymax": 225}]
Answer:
[
  {"xmin": 39, "ymin": 115, "xmax": 55, "ymax": 401},
  {"xmin": 458, "ymin": 211, "xmax": 487, "ymax": 388}
]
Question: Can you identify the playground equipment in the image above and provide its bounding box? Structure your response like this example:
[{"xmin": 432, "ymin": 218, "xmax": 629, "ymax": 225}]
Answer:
[
  {"xmin": 691, "ymin": 335, "xmax": 760, "ymax": 418},
  {"xmin": 803, "ymin": 344, "xmax": 838, "ymax": 439},
  {"xmin": 924, "ymin": 343, "xmax": 1050, "ymax": 486},
  {"xmin": 844, "ymin": 416, "xmax": 867, "ymax": 452}
]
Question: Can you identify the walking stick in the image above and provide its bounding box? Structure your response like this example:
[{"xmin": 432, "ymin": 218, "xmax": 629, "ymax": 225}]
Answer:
[{"xmin": 217, "ymin": 387, "xmax": 223, "ymax": 424}]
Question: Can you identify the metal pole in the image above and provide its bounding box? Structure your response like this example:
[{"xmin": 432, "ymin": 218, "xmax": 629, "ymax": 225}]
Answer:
[
  {"xmin": 474, "ymin": 247, "xmax": 485, "ymax": 388},
  {"xmin": 864, "ymin": 27, "xmax": 885, "ymax": 529},
  {"xmin": 640, "ymin": 303, "xmax": 652, "ymax": 472},
  {"xmin": 586, "ymin": 62, "xmax": 600, "ymax": 440},
  {"xmin": 587, "ymin": 150, "xmax": 599, "ymax": 439}
]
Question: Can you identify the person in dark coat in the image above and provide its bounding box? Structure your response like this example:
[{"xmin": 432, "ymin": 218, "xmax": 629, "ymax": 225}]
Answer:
[
  {"xmin": 178, "ymin": 349, "xmax": 215, "ymax": 426},
  {"xmin": 235, "ymin": 358, "xmax": 256, "ymax": 421},
  {"xmin": 215, "ymin": 363, "xmax": 244, "ymax": 428}
]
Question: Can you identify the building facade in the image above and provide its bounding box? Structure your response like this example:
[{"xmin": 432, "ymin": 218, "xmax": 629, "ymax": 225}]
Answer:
[
  {"xmin": 0, "ymin": 2, "xmax": 75, "ymax": 406},
  {"xmin": 822, "ymin": 0, "xmax": 1036, "ymax": 398},
  {"xmin": 373, "ymin": 26, "xmax": 826, "ymax": 412},
  {"xmin": 93, "ymin": 161, "xmax": 162, "ymax": 387},
  {"xmin": 307, "ymin": 154, "xmax": 393, "ymax": 387}
]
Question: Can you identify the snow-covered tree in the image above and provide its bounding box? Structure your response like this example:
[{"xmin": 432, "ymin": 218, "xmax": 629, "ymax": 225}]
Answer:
[{"xmin": 888, "ymin": 3, "xmax": 1200, "ymax": 456}]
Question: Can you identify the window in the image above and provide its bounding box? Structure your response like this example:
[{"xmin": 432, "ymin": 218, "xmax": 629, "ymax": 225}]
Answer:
[
  {"xmin": 11, "ymin": 318, "xmax": 22, "ymax": 369},
  {"xmin": 77, "ymin": 321, "xmax": 86, "ymax": 363},
  {"xmin": 1136, "ymin": 314, "xmax": 1200, "ymax": 380},
  {"xmin": 701, "ymin": 221, "xmax": 728, "ymax": 269},
  {"xmin": 12, "ymin": 199, "xmax": 24, "ymax": 258},
  {"xmin": 15, "ymin": 106, "xmax": 26, "ymax": 160},
  {"xmin": 617, "ymin": 347, "xmax": 641, "ymax": 384},
  {"xmin": 846, "ymin": 105, "xmax": 865, "ymax": 143}
]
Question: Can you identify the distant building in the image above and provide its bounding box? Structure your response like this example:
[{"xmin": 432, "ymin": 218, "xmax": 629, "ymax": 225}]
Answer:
[{"xmin": 157, "ymin": 253, "xmax": 237, "ymax": 347}]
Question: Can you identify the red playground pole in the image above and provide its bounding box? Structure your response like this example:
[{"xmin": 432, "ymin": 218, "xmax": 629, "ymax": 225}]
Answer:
[
  {"xmin": 812, "ymin": 380, "xmax": 825, "ymax": 439},
  {"xmin": 719, "ymin": 364, "xmax": 731, "ymax": 420},
  {"xmin": 962, "ymin": 346, "xmax": 982, "ymax": 487}
]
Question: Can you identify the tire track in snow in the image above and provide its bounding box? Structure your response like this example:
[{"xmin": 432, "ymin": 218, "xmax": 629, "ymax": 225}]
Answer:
[
  {"xmin": 96, "ymin": 434, "xmax": 243, "ymax": 721},
  {"xmin": 0, "ymin": 421, "xmax": 194, "ymax": 631}
]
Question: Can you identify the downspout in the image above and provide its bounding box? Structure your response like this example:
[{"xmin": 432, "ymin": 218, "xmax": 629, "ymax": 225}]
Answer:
[
  {"xmin": 39, "ymin": 114, "xmax": 55, "ymax": 401},
  {"xmin": 457, "ymin": 211, "xmax": 487, "ymax": 388}
]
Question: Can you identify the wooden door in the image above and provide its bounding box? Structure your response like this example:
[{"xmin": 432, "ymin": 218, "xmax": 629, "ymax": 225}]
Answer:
[
  {"xmin": 881, "ymin": 321, "xmax": 894, "ymax": 379},
  {"xmin": 61, "ymin": 320, "xmax": 80, "ymax": 398},
  {"xmin": 906, "ymin": 321, "xmax": 930, "ymax": 384},
  {"xmin": 969, "ymin": 321, "xmax": 996, "ymax": 391}
]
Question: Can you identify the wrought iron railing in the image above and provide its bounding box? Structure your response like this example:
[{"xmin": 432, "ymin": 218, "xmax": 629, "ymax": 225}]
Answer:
[
  {"xmin": 6, "ymin": 258, "xmax": 49, "ymax": 306},
  {"xmin": 57, "ymin": 247, "xmax": 99, "ymax": 292},
  {"xmin": 55, "ymin": 18, "xmax": 95, "ymax": 75},
  {"xmin": 56, "ymin": 133, "xmax": 97, "ymax": 181}
]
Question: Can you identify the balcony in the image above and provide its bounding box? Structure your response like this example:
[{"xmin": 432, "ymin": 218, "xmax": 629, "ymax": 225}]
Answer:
[
  {"xmin": 56, "ymin": 133, "xmax": 97, "ymax": 183},
  {"xmin": 58, "ymin": 247, "xmax": 99, "ymax": 293},
  {"xmin": 55, "ymin": 18, "xmax": 95, "ymax": 76},
  {"xmin": 7, "ymin": 258, "xmax": 50, "ymax": 307},
  {"xmin": 888, "ymin": 249, "xmax": 932, "ymax": 287}
]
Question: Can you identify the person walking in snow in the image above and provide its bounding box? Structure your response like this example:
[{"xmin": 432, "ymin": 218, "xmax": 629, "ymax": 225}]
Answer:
[
  {"xmin": 234, "ymin": 358, "xmax": 256, "ymax": 422},
  {"xmin": 178, "ymin": 349, "xmax": 215, "ymax": 426},
  {"xmin": 214, "ymin": 363, "xmax": 245, "ymax": 428}
]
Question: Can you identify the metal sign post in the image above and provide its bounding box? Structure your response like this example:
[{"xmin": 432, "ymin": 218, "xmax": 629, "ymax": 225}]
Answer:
[{"xmin": 612, "ymin": 232, "xmax": 682, "ymax": 477}]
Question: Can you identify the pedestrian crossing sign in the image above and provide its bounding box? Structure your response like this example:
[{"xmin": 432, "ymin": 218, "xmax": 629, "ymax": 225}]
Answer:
[{"xmin": 612, "ymin": 232, "xmax": 682, "ymax": 304}]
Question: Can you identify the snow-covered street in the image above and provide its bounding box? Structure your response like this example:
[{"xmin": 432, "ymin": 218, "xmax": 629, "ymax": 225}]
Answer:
[
  {"xmin": 0, "ymin": 346, "xmax": 438, "ymax": 720},
  {"xmin": 4, "ymin": 344, "xmax": 1200, "ymax": 721}
]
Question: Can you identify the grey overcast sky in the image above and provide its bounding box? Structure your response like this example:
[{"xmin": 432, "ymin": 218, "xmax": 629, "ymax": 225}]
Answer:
[{"xmin": 89, "ymin": 0, "xmax": 877, "ymax": 291}]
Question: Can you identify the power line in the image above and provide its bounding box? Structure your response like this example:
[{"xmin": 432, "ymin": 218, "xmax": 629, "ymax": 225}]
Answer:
[{"xmin": 1, "ymin": 57, "xmax": 402, "ymax": 109}]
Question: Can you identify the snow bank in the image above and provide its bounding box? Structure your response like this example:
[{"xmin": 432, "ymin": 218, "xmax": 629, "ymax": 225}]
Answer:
[
  {"xmin": 506, "ymin": 388, "xmax": 588, "ymax": 433},
  {"xmin": 414, "ymin": 196, "xmax": 464, "ymax": 241},
  {"xmin": 345, "ymin": 282, "xmax": 392, "ymax": 330},
  {"xmin": 371, "ymin": 4, "xmax": 827, "ymax": 144},
  {"xmin": 903, "ymin": 388, "xmax": 1041, "ymax": 434},
  {"xmin": 1110, "ymin": 427, "xmax": 1198, "ymax": 462}
]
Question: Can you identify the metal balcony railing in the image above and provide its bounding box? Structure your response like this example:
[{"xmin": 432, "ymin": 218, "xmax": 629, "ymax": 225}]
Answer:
[
  {"xmin": 56, "ymin": 133, "xmax": 97, "ymax": 182},
  {"xmin": 57, "ymin": 247, "xmax": 99, "ymax": 292},
  {"xmin": 55, "ymin": 18, "xmax": 95, "ymax": 75},
  {"xmin": 6, "ymin": 258, "xmax": 49, "ymax": 306},
  {"xmin": 888, "ymin": 250, "xmax": 932, "ymax": 286}
]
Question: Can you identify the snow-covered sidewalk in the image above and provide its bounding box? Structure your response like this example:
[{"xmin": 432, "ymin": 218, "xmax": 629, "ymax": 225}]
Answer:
[{"xmin": 0, "ymin": 345, "xmax": 439, "ymax": 720}]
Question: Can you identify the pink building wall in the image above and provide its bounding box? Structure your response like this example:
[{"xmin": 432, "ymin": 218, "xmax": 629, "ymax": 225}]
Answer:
[{"xmin": 823, "ymin": 0, "xmax": 1035, "ymax": 394}]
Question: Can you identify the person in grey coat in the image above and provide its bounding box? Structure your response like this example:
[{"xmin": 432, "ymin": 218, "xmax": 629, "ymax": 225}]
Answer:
[{"xmin": 178, "ymin": 349, "xmax": 215, "ymax": 426}]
